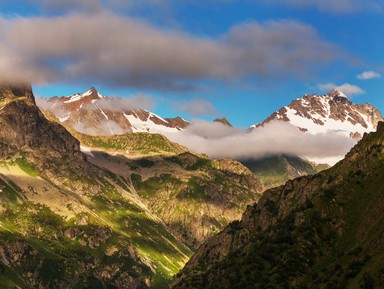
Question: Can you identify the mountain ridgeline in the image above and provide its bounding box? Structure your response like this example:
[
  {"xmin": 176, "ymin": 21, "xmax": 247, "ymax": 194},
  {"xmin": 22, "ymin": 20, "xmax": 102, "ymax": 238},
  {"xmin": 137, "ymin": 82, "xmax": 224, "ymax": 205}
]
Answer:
[{"xmin": 172, "ymin": 121, "xmax": 384, "ymax": 288}]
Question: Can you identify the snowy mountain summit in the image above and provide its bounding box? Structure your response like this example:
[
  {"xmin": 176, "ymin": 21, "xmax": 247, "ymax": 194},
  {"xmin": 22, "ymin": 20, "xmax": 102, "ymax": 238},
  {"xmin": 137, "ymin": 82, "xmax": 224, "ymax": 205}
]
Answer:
[
  {"xmin": 252, "ymin": 89, "xmax": 383, "ymax": 138},
  {"xmin": 44, "ymin": 87, "xmax": 189, "ymax": 136}
]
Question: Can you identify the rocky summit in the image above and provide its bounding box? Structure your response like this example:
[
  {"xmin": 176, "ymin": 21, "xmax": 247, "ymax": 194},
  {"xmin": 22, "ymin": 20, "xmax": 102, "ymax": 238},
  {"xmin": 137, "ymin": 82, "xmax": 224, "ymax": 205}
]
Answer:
[
  {"xmin": 0, "ymin": 84, "xmax": 85, "ymax": 171},
  {"xmin": 172, "ymin": 121, "xmax": 384, "ymax": 289}
]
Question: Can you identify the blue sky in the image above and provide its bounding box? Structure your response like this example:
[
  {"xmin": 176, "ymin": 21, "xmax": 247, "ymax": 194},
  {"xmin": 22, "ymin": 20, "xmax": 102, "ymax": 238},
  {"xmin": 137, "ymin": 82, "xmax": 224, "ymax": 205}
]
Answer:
[{"xmin": 1, "ymin": 0, "xmax": 383, "ymax": 127}]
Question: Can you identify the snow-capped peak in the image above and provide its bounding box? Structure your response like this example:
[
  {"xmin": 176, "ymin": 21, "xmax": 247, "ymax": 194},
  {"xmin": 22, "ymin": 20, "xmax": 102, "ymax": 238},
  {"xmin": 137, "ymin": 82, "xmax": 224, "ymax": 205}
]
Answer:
[
  {"xmin": 43, "ymin": 87, "xmax": 190, "ymax": 136},
  {"xmin": 252, "ymin": 89, "xmax": 383, "ymax": 139},
  {"xmin": 64, "ymin": 87, "xmax": 104, "ymax": 104}
]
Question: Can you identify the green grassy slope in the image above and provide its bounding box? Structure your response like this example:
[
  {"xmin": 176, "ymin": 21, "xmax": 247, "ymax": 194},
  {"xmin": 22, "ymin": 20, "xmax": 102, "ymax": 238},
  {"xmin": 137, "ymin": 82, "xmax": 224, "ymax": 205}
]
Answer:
[
  {"xmin": 0, "ymin": 158, "xmax": 191, "ymax": 288},
  {"xmin": 75, "ymin": 131, "xmax": 188, "ymax": 156},
  {"xmin": 63, "ymin": 129, "xmax": 263, "ymax": 249}
]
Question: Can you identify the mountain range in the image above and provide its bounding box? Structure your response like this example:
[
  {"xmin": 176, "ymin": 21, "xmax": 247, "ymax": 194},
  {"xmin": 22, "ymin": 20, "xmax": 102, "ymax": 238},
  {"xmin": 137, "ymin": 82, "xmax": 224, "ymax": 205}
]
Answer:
[
  {"xmin": 42, "ymin": 87, "xmax": 383, "ymax": 141},
  {"xmin": 1, "ymin": 84, "xmax": 384, "ymax": 288},
  {"xmin": 38, "ymin": 87, "xmax": 384, "ymax": 187}
]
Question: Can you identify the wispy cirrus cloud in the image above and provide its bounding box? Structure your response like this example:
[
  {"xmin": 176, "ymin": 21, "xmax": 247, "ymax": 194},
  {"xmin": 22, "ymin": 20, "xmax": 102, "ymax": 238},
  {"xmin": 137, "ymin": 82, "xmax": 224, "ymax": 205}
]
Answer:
[
  {"xmin": 172, "ymin": 99, "xmax": 219, "ymax": 116},
  {"xmin": 266, "ymin": 0, "xmax": 383, "ymax": 13},
  {"xmin": 318, "ymin": 82, "xmax": 364, "ymax": 96},
  {"xmin": 34, "ymin": 0, "xmax": 384, "ymax": 14},
  {"xmin": 0, "ymin": 12, "xmax": 341, "ymax": 90},
  {"xmin": 357, "ymin": 71, "xmax": 382, "ymax": 80}
]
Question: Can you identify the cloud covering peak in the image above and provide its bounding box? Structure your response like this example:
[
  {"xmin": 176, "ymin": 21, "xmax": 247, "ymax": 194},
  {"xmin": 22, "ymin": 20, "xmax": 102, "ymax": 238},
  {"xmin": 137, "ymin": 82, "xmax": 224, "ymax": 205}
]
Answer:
[{"xmin": 318, "ymin": 82, "xmax": 364, "ymax": 97}]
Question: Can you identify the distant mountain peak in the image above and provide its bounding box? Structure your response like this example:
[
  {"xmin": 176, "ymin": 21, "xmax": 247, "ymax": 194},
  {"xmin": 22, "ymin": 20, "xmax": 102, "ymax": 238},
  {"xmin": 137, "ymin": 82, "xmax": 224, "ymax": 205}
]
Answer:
[
  {"xmin": 252, "ymin": 90, "xmax": 383, "ymax": 139},
  {"xmin": 214, "ymin": 117, "xmax": 233, "ymax": 127},
  {"xmin": 63, "ymin": 87, "xmax": 104, "ymax": 104}
]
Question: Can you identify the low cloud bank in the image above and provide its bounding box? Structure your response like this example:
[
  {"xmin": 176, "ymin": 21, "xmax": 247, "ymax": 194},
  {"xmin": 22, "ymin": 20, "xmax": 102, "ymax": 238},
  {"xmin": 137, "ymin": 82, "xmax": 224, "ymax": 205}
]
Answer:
[
  {"xmin": 165, "ymin": 120, "xmax": 356, "ymax": 164},
  {"xmin": 73, "ymin": 120, "xmax": 127, "ymax": 136}
]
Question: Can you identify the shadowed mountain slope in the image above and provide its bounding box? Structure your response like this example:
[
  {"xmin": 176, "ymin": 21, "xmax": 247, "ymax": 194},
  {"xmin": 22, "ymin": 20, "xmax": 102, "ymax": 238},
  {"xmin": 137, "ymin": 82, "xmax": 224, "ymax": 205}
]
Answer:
[{"xmin": 172, "ymin": 122, "xmax": 384, "ymax": 289}]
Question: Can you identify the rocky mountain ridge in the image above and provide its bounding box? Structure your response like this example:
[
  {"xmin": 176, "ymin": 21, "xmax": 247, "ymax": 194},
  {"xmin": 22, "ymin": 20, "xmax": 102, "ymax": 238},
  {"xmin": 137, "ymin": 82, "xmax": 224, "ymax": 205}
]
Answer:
[{"xmin": 0, "ymin": 84, "xmax": 86, "ymax": 175}]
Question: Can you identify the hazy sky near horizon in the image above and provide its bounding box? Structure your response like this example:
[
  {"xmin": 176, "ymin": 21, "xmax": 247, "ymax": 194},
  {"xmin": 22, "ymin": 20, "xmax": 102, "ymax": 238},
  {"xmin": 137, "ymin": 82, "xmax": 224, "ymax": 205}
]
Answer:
[{"xmin": 0, "ymin": 0, "xmax": 383, "ymax": 126}]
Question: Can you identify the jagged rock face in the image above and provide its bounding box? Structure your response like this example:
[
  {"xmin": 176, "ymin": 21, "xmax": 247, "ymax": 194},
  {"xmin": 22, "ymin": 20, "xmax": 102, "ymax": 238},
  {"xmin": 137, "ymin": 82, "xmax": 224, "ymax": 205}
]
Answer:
[
  {"xmin": 165, "ymin": 116, "xmax": 190, "ymax": 129},
  {"xmin": 172, "ymin": 122, "xmax": 384, "ymax": 288},
  {"xmin": 43, "ymin": 87, "xmax": 189, "ymax": 135},
  {"xmin": 252, "ymin": 89, "xmax": 383, "ymax": 138},
  {"xmin": 0, "ymin": 85, "xmax": 84, "ymax": 166}
]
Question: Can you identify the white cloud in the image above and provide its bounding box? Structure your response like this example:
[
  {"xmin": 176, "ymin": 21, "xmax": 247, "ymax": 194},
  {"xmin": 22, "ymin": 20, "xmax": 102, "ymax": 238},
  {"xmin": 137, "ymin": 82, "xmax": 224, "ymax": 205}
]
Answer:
[
  {"xmin": 165, "ymin": 120, "xmax": 356, "ymax": 165},
  {"xmin": 0, "ymin": 13, "xmax": 340, "ymax": 90},
  {"xmin": 335, "ymin": 83, "xmax": 364, "ymax": 96},
  {"xmin": 87, "ymin": 94, "xmax": 155, "ymax": 111},
  {"xmin": 318, "ymin": 82, "xmax": 364, "ymax": 96},
  {"xmin": 357, "ymin": 71, "xmax": 382, "ymax": 80},
  {"xmin": 318, "ymin": 83, "xmax": 338, "ymax": 92},
  {"xmin": 173, "ymin": 99, "xmax": 218, "ymax": 116},
  {"xmin": 73, "ymin": 120, "xmax": 127, "ymax": 136}
]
